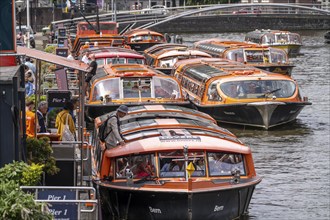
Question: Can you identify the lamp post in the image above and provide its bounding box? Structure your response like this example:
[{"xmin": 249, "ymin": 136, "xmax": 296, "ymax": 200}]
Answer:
[{"xmin": 16, "ymin": 0, "xmax": 26, "ymax": 32}]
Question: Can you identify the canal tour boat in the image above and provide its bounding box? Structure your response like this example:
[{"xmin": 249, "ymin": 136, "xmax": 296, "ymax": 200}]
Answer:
[
  {"xmin": 193, "ymin": 39, "xmax": 294, "ymax": 76},
  {"xmin": 144, "ymin": 43, "xmax": 188, "ymax": 55},
  {"xmin": 71, "ymin": 21, "xmax": 125, "ymax": 56},
  {"xmin": 144, "ymin": 44, "xmax": 211, "ymax": 75},
  {"xmin": 80, "ymin": 46, "xmax": 146, "ymax": 68},
  {"xmin": 92, "ymin": 105, "xmax": 261, "ymax": 219},
  {"xmin": 123, "ymin": 29, "xmax": 167, "ymax": 52},
  {"xmin": 85, "ymin": 63, "xmax": 188, "ymax": 119},
  {"xmin": 172, "ymin": 58, "xmax": 311, "ymax": 129},
  {"xmin": 244, "ymin": 29, "xmax": 302, "ymax": 57}
]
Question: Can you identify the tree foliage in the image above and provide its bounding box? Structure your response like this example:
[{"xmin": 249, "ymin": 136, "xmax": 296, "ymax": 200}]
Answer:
[
  {"xmin": 0, "ymin": 181, "xmax": 53, "ymax": 220},
  {"xmin": 0, "ymin": 161, "xmax": 43, "ymax": 186},
  {"xmin": 26, "ymin": 137, "xmax": 60, "ymax": 175}
]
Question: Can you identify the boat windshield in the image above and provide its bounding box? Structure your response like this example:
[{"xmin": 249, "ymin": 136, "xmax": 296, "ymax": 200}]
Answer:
[
  {"xmin": 233, "ymin": 48, "xmax": 288, "ymax": 64},
  {"xmin": 92, "ymin": 78, "xmax": 120, "ymax": 101},
  {"xmin": 96, "ymin": 59, "xmax": 105, "ymax": 66},
  {"xmin": 288, "ymin": 33, "xmax": 302, "ymax": 44},
  {"xmin": 220, "ymin": 80, "xmax": 296, "ymax": 99},
  {"xmin": 105, "ymin": 57, "xmax": 144, "ymax": 64},
  {"xmin": 269, "ymin": 48, "xmax": 288, "ymax": 63},
  {"xmin": 159, "ymin": 151, "xmax": 206, "ymax": 177},
  {"xmin": 131, "ymin": 35, "xmax": 165, "ymax": 43},
  {"xmin": 208, "ymin": 152, "xmax": 245, "ymax": 176},
  {"xmin": 154, "ymin": 76, "xmax": 181, "ymax": 99},
  {"xmin": 207, "ymin": 81, "xmax": 222, "ymax": 101},
  {"xmin": 115, "ymin": 154, "xmax": 156, "ymax": 179},
  {"xmin": 123, "ymin": 78, "xmax": 152, "ymax": 98},
  {"xmin": 226, "ymin": 49, "xmax": 244, "ymax": 62},
  {"xmin": 262, "ymin": 33, "xmax": 275, "ymax": 44}
]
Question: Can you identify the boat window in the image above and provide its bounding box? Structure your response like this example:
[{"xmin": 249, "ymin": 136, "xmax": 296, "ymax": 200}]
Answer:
[
  {"xmin": 115, "ymin": 154, "xmax": 156, "ymax": 179},
  {"xmin": 288, "ymin": 34, "xmax": 301, "ymax": 44},
  {"xmin": 122, "ymin": 78, "xmax": 151, "ymax": 98},
  {"xmin": 275, "ymin": 34, "xmax": 289, "ymax": 43},
  {"xmin": 207, "ymin": 152, "xmax": 245, "ymax": 176},
  {"xmin": 123, "ymin": 129, "xmax": 160, "ymax": 141},
  {"xmin": 131, "ymin": 36, "xmax": 143, "ymax": 42},
  {"xmin": 226, "ymin": 49, "xmax": 244, "ymax": 62},
  {"xmin": 269, "ymin": 48, "xmax": 287, "ymax": 63},
  {"xmin": 106, "ymin": 58, "xmax": 125, "ymax": 64},
  {"xmin": 92, "ymin": 78, "xmax": 120, "ymax": 101},
  {"xmin": 159, "ymin": 57, "xmax": 178, "ymax": 68},
  {"xmin": 154, "ymin": 77, "xmax": 181, "ymax": 99},
  {"xmin": 96, "ymin": 59, "xmax": 105, "ymax": 66},
  {"xmin": 159, "ymin": 151, "xmax": 206, "ymax": 177},
  {"xmin": 207, "ymin": 81, "xmax": 222, "ymax": 101},
  {"xmin": 220, "ymin": 80, "xmax": 296, "ymax": 99},
  {"xmin": 152, "ymin": 35, "xmax": 165, "ymax": 42},
  {"xmin": 127, "ymin": 58, "xmax": 144, "ymax": 64},
  {"xmin": 262, "ymin": 34, "xmax": 275, "ymax": 44},
  {"xmin": 245, "ymin": 50, "xmax": 266, "ymax": 63}
]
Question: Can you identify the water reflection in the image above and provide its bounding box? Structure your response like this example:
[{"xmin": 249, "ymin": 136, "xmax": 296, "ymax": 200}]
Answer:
[{"xmin": 181, "ymin": 31, "xmax": 330, "ymax": 220}]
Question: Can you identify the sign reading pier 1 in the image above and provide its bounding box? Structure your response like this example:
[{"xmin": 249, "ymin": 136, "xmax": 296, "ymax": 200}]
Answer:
[{"xmin": 38, "ymin": 189, "xmax": 78, "ymax": 220}]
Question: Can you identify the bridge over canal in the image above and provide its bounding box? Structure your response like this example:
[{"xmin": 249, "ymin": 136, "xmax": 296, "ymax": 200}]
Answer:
[{"xmin": 52, "ymin": 3, "xmax": 330, "ymax": 33}]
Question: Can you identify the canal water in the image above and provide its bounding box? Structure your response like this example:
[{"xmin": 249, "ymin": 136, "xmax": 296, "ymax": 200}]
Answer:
[{"xmin": 181, "ymin": 31, "xmax": 330, "ymax": 220}]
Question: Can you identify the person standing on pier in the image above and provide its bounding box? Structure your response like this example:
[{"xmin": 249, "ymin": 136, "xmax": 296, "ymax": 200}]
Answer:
[
  {"xmin": 37, "ymin": 101, "xmax": 48, "ymax": 133},
  {"xmin": 55, "ymin": 101, "xmax": 76, "ymax": 141},
  {"xmin": 26, "ymin": 101, "xmax": 40, "ymax": 138}
]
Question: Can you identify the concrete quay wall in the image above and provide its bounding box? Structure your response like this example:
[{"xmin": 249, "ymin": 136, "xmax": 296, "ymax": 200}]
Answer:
[{"xmin": 151, "ymin": 14, "xmax": 330, "ymax": 33}]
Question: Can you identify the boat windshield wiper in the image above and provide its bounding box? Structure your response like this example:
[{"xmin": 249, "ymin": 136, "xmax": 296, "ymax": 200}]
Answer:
[{"xmin": 257, "ymin": 88, "xmax": 281, "ymax": 98}]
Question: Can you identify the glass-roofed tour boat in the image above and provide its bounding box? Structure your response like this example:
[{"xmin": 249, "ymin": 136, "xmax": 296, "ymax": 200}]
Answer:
[
  {"xmin": 193, "ymin": 39, "xmax": 294, "ymax": 76},
  {"xmin": 92, "ymin": 105, "xmax": 262, "ymax": 220},
  {"xmin": 172, "ymin": 58, "xmax": 311, "ymax": 129},
  {"xmin": 244, "ymin": 29, "xmax": 303, "ymax": 57},
  {"xmin": 85, "ymin": 63, "xmax": 188, "ymax": 119}
]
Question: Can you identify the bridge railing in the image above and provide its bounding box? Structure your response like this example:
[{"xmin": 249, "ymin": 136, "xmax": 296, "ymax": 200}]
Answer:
[{"xmin": 52, "ymin": 3, "xmax": 329, "ymax": 32}]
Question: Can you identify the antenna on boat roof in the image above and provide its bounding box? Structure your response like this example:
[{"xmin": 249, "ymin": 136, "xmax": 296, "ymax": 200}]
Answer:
[{"xmin": 75, "ymin": 3, "xmax": 100, "ymax": 34}]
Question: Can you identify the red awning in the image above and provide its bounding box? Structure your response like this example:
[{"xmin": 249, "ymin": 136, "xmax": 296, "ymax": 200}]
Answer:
[{"xmin": 17, "ymin": 46, "xmax": 89, "ymax": 72}]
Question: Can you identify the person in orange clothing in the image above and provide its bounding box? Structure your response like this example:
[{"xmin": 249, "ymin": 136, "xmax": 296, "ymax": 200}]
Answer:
[
  {"xmin": 25, "ymin": 100, "xmax": 40, "ymax": 138},
  {"xmin": 55, "ymin": 101, "xmax": 76, "ymax": 141}
]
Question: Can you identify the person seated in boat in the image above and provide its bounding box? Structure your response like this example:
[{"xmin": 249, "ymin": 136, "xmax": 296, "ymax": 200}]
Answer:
[
  {"xmin": 247, "ymin": 82, "xmax": 257, "ymax": 94},
  {"xmin": 132, "ymin": 82, "xmax": 139, "ymax": 90},
  {"xmin": 171, "ymin": 160, "xmax": 185, "ymax": 171},
  {"xmin": 194, "ymin": 158, "xmax": 205, "ymax": 171},
  {"xmin": 161, "ymin": 160, "xmax": 177, "ymax": 172},
  {"xmin": 227, "ymin": 84, "xmax": 239, "ymax": 98},
  {"xmin": 134, "ymin": 160, "xmax": 150, "ymax": 178}
]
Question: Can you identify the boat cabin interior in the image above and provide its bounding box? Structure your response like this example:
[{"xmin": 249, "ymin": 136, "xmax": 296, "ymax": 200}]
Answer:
[
  {"xmin": 80, "ymin": 47, "xmax": 146, "ymax": 67},
  {"xmin": 95, "ymin": 105, "xmax": 217, "ymax": 128},
  {"xmin": 85, "ymin": 64, "xmax": 188, "ymax": 118},
  {"xmin": 124, "ymin": 29, "xmax": 166, "ymax": 44},
  {"xmin": 245, "ymin": 29, "xmax": 302, "ymax": 45}
]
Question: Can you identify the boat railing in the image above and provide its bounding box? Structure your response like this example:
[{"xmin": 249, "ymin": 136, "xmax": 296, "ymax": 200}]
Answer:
[
  {"xmin": 20, "ymin": 186, "xmax": 98, "ymax": 219},
  {"xmin": 48, "ymin": 141, "xmax": 92, "ymax": 186}
]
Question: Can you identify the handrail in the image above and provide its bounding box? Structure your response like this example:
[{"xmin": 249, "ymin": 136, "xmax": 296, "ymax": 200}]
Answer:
[{"xmin": 20, "ymin": 186, "xmax": 97, "ymax": 213}]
